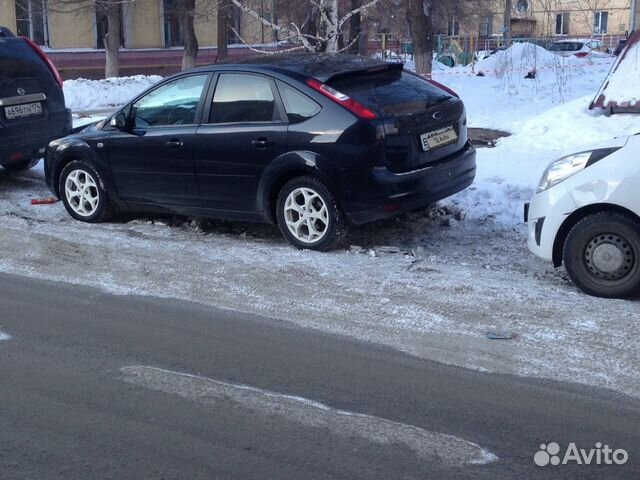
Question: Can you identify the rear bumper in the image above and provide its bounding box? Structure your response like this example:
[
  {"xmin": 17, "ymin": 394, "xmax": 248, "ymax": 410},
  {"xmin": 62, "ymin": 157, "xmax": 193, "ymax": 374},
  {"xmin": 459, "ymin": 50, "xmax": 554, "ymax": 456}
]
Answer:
[
  {"xmin": 0, "ymin": 108, "xmax": 71, "ymax": 165},
  {"xmin": 342, "ymin": 143, "xmax": 477, "ymax": 225}
]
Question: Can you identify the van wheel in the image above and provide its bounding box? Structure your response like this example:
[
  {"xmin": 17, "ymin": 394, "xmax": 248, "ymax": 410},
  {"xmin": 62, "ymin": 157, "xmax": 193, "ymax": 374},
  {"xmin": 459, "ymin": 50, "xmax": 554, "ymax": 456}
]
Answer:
[
  {"xmin": 563, "ymin": 212, "xmax": 640, "ymax": 298},
  {"xmin": 276, "ymin": 176, "xmax": 348, "ymax": 251},
  {"xmin": 59, "ymin": 160, "xmax": 113, "ymax": 223},
  {"xmin": 2, "ymin": 158, "xmax": 40, "ymax": 171}
]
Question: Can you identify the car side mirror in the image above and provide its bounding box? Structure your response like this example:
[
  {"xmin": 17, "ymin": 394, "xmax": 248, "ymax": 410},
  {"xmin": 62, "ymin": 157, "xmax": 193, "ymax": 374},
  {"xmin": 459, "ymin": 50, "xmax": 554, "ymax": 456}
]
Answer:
[{"xmin": 111, "ymin": 112, "xmax": 128, "ymax": 130}]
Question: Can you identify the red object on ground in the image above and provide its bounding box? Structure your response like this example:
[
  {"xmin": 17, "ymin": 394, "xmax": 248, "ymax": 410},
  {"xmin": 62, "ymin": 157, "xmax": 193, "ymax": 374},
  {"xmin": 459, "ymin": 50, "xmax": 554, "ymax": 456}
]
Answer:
[{"xmin": 31, "ymin": 197, "xmax": 58, "ymax": 205}]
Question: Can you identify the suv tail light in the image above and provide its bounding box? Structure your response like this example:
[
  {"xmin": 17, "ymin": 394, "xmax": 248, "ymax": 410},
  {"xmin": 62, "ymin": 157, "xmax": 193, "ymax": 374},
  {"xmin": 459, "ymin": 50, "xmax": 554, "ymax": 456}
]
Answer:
[
  {"xmin": 22, "ymin": 37, "xmax": 64, "ymax": 88},
  {"xmin": 426, "ymin": 78, "xmax": 459, "ymax": 98},
  {"xmin": 306, "ymin": 78, "xmax": 378, "ymax": 120}
]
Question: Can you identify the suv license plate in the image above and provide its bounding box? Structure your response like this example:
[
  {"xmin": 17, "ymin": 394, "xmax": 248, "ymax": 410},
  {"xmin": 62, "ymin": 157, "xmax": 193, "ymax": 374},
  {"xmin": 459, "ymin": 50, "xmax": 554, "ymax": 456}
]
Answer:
[
  {"xmin": 420, "ymin": 126, "xmax": 458, "ymax": 151},
  {"xmin": 4, "ymin": 102, "xmax": 43, "ymax": 120}
]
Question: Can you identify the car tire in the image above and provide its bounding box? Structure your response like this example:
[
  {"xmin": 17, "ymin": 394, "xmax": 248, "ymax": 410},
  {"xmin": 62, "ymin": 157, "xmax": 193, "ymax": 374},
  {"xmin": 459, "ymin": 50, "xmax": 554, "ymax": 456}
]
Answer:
[
  {"xmin": 2, "ymin": 158, "xmax": 40, "ymax": 171},
  {"xmin": 563, "ymin": 212, "xmax": 640, "ymax": 298},
  {"xmin": 276, "ymin": 176, "xmax": 348, "ymax": 251},
  {"xmin": 59, "ymin": 160, "xmax": 114, "ymax": 223}
]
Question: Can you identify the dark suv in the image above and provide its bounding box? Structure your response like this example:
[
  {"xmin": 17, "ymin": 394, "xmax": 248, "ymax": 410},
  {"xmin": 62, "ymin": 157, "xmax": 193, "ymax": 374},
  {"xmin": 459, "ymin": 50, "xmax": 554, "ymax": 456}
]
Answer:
[
  {"xmin": 0, "ymin": 27, "xmax": 71, "ymax": 171},
  {"xmin": 46, "ymin": 54, "xmax": 476, "ymax": 250}
]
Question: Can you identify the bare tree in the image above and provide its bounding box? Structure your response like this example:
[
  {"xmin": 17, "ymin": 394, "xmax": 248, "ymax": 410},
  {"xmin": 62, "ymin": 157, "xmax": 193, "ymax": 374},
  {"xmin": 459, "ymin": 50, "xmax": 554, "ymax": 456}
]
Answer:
[
  {"xmin": 47, "ymin": 0, "xmax": 130, "ymax": 78},
  {"xmin": 227, "ymin": 0, "xmax": 380, "ymax": 52},
  {"xmin": 217, "ymin": 0, "xmax": 231, "ymax": 61},
  {"xmin": 504, "ymin": 0, "xmax": 512, "ymax": 45},
  {"xmin": 407, "ymin": 0, "xmax": 434, "ymax": 75},
  {"xmin": 180, "ymin": 0, "xmax": 199, "ymax": 70}
]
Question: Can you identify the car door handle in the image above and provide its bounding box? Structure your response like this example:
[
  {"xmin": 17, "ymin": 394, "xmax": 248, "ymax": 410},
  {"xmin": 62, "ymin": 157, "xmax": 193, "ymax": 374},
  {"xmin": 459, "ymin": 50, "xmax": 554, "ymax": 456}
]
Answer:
[
  {"xmin": 252, "ymin": 138, "xmax": 274, "ymax": 148},
  {"xmin": 166, "ymin": 139, "xmax": 184, "ymax": 148}
]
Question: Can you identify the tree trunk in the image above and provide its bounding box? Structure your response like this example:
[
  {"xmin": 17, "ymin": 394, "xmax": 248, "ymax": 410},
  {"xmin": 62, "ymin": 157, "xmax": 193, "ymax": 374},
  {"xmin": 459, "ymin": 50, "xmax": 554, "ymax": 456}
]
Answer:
[
  {"xmin": 348, "ymin": 0, "xmax": 361, "ymax": 54},
  {"xmin": 217, "ymin": 0, "xmax": 229, "ymax": 61},
  {"xmin": 358, "ymin": 18, "xmax": 369, "ymax": 55},
  {"xmin": 181, "ymin": 0, "xmax": 199, "ymax": 70},
  {"xmin": 321, "ymin": 0, "xmax": 339, "ymax": 52},
  {"xmin": 504, "ymin": 0, "xmax": 512, "ymax": 46},
  {"xmin": 104, "ymin": 2, "xmax": 121, "ymax": 78},
  {"xmin": 407, "ymin": 0, "xmax": 434, "ymax": 76}
]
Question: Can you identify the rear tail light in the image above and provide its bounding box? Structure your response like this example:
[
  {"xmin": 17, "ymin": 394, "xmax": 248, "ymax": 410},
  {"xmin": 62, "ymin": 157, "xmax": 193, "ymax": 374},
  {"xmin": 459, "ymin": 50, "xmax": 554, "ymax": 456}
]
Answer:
[
  {"xmin": 22, "ymin": 37, "xmax": 64, "ymax": 88},
  {"xmin": 306, "ymin": 78, "xmax": 378, "ymax": 120},
  {"xmin": 426, "ymin": 78, "xmax": 459, "ymax": 98},
  {"xmin": 574, "ymin": 51, "xmax": 589, "ymax": 58}
]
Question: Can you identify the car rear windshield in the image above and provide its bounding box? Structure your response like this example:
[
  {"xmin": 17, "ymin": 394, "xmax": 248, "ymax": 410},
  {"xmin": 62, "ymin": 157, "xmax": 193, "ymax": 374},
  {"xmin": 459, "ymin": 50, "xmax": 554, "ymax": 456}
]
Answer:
[
  {"xmin": 549, "ymin": 42, "xmax": 584, "ymax": 52},
  {"xmin": 327, "ymin": 70, "xmax": 451, "ymax": 117}
]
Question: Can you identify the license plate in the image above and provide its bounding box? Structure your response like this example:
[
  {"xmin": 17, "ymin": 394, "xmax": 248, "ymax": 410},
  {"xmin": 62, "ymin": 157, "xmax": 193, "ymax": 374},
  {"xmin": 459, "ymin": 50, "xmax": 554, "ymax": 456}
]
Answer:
[
  {"xmin": 420, "ymin": 125, "xmax": 458, "ymax": 151},
  {"xmin": 4, "ymin": 102, "xmax": 42, "ymax": 120}
]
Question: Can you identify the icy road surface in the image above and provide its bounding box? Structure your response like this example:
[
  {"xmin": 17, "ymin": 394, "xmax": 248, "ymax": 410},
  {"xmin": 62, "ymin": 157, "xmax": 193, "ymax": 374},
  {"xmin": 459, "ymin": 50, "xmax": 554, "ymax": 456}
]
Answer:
[{"xmin": 0, "ymin": 164, "xmax": 638, "ymax": 399}]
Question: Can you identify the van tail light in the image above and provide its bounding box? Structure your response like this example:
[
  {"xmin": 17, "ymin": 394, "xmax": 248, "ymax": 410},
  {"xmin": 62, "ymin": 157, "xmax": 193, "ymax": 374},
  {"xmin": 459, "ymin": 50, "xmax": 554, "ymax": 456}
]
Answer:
[
  {"xmin": 22, "ymin": 37, "xmax": 64, "ymax": 88},
  {"xmin": 306, "ymin": 78, "xmax": 378, "ymax": 120},
  {"xmin": 426, "ymin": 78, "xmax": 459, "ymax": 98}
]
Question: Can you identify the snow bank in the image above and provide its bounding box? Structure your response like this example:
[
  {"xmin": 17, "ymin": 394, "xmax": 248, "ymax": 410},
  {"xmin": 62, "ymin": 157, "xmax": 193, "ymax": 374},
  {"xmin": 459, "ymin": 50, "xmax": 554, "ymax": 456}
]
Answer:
[
  {"xmin": 64, "ymin": 75, "xmax": 163, "ymax": 112},
  {"xmin": 474, "ymin": 42, "xmax": 585, "ymax": 75}
]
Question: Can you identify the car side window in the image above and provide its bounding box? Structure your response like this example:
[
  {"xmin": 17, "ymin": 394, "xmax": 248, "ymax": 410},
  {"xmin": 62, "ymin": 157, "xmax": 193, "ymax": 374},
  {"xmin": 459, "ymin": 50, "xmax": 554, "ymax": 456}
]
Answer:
[
  {"xmin": 209, "ymin": 73, "xmax": 277, "ymax": 124},
  {"xmin": 131, "ymin": 75, "xmax": 208, "ymax": 128},
  {"xmin": 277, "ymin": 81, "xmax": 321, "ymax": 123}
]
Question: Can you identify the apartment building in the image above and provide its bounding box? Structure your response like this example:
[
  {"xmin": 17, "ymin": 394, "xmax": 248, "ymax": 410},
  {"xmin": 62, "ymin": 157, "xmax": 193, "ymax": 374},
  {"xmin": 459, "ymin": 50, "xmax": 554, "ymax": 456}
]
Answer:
[
  {"xmin": 464, "ymin": 0, "xmax": 635, "ymax": 39},
  {"xmin": 0, "ymin": 0, "xmax": 274, "ymax": 49}
]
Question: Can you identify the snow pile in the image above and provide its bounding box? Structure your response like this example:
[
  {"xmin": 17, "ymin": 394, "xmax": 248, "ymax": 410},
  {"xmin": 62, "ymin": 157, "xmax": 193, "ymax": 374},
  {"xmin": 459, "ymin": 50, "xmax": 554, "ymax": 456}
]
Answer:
[
  {"xmin": 474, "ymin": 42, "xmax": 585, "ymax": 76},
  {"xmin": 602, "ymin": 39, "xmax": 640, "ymax": 107},
  {"xmin": 429, "ymin": 47, "xmax": 639, "ymax": 225},
  {"xmin": 64, "ymin": 75, "xmax": 163, "ymax": 112}
]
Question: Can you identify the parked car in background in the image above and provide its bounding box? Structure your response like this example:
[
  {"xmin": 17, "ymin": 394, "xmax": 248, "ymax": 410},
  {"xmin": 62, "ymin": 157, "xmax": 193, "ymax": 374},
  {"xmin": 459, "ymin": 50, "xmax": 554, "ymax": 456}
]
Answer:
[
  {"xmin": 0, "ymin": 27, "xmax": 71, "ymax": 171},
  {"xmin": 45, "ymin": 54, "xmax": 476, "ymax": 251},
  {"xmin": 548, "ymin": 39, "xmax": 610, "ymax": 57},
  {"xmin": 526, "ymin": 136, "xmax": 640, "ymax": 298}
]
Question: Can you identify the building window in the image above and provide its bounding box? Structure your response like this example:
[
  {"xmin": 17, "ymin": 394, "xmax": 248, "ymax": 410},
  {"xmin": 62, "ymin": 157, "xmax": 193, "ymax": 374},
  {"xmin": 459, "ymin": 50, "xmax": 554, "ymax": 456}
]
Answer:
[
  {"xmin": 14, "ymin": 0, "xmax": 48, "ymax": 45},
  {"xmin": 516, "ymin": 0, "xmax": 529, "ymax": 14},
  {"xmin": 163, "ymin": 0, "xmax": 184, "ymax": 47},
  {"xmin": 479, "ymin": 15, "xmax": 493, "ymax": 37},
  {"xmin": 594, "ymin": 11, "xmax": 608, "ymax": 34},
  {"xmin": 448, "ymin": 18, "xmax": 460, "ymax": 36},
  {"xmin": 555, "ymin": 12, "xmax": 569, "ymax": 35}
]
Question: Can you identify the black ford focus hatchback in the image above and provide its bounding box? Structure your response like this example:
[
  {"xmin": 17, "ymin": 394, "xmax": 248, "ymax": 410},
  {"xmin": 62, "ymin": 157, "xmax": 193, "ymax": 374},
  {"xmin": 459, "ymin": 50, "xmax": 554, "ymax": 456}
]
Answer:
[
  {"xmin": 1, "ymin": 27, "xmax": 71, "ymax": 171},
  {"xmin": 46, "ymin": 54, "xmax": 476, "ymax": 250}
]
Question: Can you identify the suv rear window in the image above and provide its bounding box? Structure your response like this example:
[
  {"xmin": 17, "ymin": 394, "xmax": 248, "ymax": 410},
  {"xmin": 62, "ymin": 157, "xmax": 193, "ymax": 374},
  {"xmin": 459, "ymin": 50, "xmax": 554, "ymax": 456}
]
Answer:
[
  {"xmin": 328, "ymin": 70, "xmax": 451, "ymax": 117},
  {"xmin": 549, "ymin": 42, "xmax": 584, "ymax": 52}
]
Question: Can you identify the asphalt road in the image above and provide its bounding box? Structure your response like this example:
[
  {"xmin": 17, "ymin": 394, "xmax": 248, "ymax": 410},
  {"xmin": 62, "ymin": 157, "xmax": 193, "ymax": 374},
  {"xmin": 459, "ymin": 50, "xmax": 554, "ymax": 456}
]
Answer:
[{"xmin": 0, "ymin": 272, "xmax": 638, "ymax": 480}]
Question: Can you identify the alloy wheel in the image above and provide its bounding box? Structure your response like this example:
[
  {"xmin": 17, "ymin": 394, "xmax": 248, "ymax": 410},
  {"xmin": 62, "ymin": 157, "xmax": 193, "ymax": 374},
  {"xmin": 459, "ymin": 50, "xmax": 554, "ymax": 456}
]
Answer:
[
  {"xmin": 64, "ymin": 169, "xmax": 100, "ymax": 217},
  {"xmin": 283, "ymin": 187, "xmax": 330, "ymax": 244}
]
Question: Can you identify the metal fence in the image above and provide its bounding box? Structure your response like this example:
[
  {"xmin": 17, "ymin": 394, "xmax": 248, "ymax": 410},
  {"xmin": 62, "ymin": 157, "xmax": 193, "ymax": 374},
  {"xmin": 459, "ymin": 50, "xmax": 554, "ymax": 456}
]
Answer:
[{"xmin": 369, "ymin": 33, "xmax": 626, "ymax": 67}]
